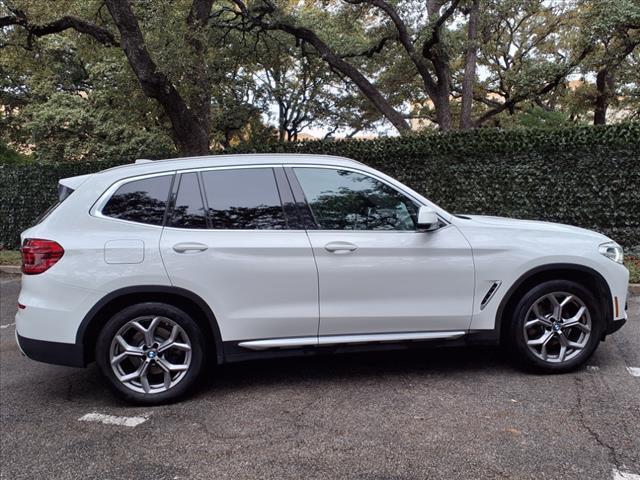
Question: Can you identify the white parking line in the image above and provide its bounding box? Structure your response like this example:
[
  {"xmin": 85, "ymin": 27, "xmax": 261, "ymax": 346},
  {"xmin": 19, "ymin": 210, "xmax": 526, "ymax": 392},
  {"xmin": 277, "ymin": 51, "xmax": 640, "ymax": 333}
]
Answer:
[
  {"xmin": 626, "ymin": 367, "xmax": 640, "ymax": 377},
  {"xmin": 0, "ymin": 323, "xmax": 15, "ymax": 329},
  {"xmin": 613, "ymin": 468, "xmax": 640, "ymax": 479},
  {"xmin": 78, "ymin": 412, "xmax": 149, "ymax": 427}
]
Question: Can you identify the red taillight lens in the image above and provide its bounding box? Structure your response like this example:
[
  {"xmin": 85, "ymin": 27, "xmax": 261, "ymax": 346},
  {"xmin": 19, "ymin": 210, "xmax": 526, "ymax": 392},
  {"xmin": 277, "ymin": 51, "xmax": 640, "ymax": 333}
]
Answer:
[{"xmin": 21, "ymin": 239, "xmax": 64, "ymax": 275}]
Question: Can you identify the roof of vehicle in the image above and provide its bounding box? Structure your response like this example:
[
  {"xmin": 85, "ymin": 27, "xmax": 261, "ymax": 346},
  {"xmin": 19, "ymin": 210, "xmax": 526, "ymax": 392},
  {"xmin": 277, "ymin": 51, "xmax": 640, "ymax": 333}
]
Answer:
[{"xmin": 98, "ymin": 153, "xmax": 366, "ymax": 177}]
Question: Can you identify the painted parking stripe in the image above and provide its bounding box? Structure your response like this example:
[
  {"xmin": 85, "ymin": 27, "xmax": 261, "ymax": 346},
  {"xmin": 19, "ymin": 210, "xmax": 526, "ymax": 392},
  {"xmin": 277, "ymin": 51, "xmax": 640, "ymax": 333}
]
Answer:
[
  {"xmin": 0, "ymin": 323, "xmax": 15, "ymax": 329},
  {"xmin": 78, "ymin": 412, "xmax": 149, "ymax": 427},
  {"xmin": 613, "ymin": 468, "xmax": 640, "ymax": 480},
  {"xmin": 627, "ymin": 367, "xmax": 640, "ymax": 377}
]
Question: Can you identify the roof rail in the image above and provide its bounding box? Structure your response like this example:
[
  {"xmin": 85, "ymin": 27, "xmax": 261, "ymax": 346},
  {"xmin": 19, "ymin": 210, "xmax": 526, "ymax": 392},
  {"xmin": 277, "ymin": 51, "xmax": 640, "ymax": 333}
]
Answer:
[{"xmin": 134, "ymin": 159, "xmax": 154, "ymax": 164}]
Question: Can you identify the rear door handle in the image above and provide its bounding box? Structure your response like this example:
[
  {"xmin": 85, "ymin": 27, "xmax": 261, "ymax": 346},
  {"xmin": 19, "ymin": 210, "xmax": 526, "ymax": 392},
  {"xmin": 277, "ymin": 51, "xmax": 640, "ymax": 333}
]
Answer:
[
  {"xmin": 324, "ymin": 241, "xmax": 358, "ymax": 254},
  {"xmin": 172, "ymin": 242, "xmax": 208, "ymax": 254}
]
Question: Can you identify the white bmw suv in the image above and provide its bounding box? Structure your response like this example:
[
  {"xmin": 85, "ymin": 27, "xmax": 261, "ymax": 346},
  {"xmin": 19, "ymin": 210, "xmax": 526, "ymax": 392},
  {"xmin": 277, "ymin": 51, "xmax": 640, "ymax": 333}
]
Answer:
[{"xmin": 15, "ymin": 154, "xmax": 629, "ymax": 404}]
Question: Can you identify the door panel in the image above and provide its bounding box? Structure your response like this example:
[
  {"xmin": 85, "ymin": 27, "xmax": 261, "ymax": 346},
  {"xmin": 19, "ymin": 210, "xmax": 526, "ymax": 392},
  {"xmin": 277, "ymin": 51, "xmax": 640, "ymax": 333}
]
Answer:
[{"xmin": 307, "ymin": 228, "xmax": 474, "ymax": 335}]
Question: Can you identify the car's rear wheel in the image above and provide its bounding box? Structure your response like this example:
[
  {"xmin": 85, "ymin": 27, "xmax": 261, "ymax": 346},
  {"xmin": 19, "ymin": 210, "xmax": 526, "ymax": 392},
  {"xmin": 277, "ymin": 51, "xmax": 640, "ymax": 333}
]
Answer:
[
  {"xmin": 508, "ymin": 280, "xmax": 603, "ymax": 372},
  {"xmin": 96, "ymin": 302, "xmax": 205, "ymax": 404}
]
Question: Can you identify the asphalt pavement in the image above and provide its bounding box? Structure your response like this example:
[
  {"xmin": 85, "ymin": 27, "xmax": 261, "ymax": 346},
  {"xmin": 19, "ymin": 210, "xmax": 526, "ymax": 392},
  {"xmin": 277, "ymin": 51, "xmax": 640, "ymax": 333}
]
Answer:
[{"xmin": 1, "ymin": 273, "xmax": 639, "ymax": 480}]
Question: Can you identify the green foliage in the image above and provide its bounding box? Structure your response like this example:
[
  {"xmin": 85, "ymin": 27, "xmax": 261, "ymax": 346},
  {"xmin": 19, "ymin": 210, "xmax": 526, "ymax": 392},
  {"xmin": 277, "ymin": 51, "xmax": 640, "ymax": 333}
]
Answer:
[
  {"xmin": 0, "ymin": 250, "xmax": 22, "ymax": 265},
  {"xmin": 0, "ymin": 141, "xmax": 29, "ymax": 164},
  {"xmin": 1, "ymin": 124, "xmax": 639, "ymax": 251},
  {"xmin": 625, "ymin": 256, "xmax": 640, "ymax": 284}
]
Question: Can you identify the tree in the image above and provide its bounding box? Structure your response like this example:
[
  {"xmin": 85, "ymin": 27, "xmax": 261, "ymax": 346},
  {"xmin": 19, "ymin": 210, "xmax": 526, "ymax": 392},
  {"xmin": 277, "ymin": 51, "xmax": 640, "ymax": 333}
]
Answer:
[
  {"xmin": 577, "ymin": 0, "xmax": 640, "ymax": 125},
  {"xmin": 1, "ymin": 0, "xmax": 218, "ymax": 155}
]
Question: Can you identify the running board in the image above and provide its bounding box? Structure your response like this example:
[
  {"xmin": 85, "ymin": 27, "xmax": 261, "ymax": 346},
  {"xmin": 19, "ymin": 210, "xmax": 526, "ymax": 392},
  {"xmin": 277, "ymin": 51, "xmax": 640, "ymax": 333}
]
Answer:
[{"xmin": 237, "ymin": 331, "xmax": 466, "ymax": 351}]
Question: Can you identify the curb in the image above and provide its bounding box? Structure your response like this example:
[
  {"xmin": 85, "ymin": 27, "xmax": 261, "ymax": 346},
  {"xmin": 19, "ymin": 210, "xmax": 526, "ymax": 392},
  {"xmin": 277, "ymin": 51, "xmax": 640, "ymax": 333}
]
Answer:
[
  {"xmin": 1, "ymin": 263, "xmax": 639, "ymax": 295},
  {"xmin": 0, "ymin": 265, "xmax": 21, "ymax": 275}
]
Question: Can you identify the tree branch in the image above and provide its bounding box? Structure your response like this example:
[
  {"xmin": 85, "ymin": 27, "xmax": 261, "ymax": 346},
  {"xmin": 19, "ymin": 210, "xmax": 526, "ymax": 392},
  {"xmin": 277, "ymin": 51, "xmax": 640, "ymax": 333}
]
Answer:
[
  {"xmin": 1, "ymin": 10, "xmax": 118, "ymax": 46},
  {"xmin": 422, "ymin": 0, "xmax": 460, "ymax": 57}
]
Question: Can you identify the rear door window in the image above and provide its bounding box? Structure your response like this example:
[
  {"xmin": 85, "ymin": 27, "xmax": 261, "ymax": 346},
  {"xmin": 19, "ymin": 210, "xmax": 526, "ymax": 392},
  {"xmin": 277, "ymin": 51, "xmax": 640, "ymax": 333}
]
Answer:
[
  {"xmin": 102, "ymin": 175, "xmax": 173, "ymax": 226},
  {"xmin": 201, "ymin": 168, "xmax": 287, "ymax": 229}
]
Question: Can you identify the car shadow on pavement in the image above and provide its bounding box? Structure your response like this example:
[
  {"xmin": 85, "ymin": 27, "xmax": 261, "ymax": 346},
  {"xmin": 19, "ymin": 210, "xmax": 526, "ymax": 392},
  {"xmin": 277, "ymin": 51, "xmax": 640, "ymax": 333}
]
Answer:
[
  {"xmin": 194, "ymin": 345, "xmax": 517, "ymax": 396},
  {"xmin": 19, "ymin": 344, "xmax": 516, "ymax": 406}
]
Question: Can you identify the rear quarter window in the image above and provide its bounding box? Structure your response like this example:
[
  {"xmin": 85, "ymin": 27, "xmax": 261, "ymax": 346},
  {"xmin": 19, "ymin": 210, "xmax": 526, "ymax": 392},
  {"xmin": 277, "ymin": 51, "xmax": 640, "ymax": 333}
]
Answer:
[{"xmin": 102, "ymin": 175, "xmax": 173, "ymax": 226}]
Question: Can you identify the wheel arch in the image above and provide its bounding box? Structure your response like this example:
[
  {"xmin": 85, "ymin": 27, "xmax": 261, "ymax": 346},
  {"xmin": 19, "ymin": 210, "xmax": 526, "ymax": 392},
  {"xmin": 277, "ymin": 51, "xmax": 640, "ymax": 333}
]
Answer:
[
  {"xmin": 77, "ymin": 285, "xmax": 224, "ymax": 365},
  {"xmin": 496, "ymin": 263, "xmax": 613, "ymax": 343}
]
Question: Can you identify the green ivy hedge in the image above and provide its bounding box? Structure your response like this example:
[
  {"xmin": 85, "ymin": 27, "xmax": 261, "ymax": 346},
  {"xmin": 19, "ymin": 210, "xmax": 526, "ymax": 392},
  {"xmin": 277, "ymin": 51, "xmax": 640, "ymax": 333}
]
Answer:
[{"xmin": 1, "ymin": 123, "xmax": 639, "ymax": 250}]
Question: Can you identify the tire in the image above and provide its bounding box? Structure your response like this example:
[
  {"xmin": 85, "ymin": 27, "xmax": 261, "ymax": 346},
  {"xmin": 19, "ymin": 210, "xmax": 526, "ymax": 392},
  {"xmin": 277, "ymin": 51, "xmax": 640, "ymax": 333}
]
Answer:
[
  {"xmin": 96, "ymin": 302, "xmax": 205, "ymax": 405},
  {"xmin": 507, "ymin": 280, "xmax": 603, "ymax": 373}
]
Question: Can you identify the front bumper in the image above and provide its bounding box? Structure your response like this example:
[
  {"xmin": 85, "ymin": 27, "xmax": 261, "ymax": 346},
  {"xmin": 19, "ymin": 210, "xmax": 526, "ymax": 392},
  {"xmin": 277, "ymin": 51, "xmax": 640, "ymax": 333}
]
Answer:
[
  {"xmin": 605, "ymin": 315, "xmax": 627, "ymax": 336},
  {"xmin": 16, "ymin": 333, "xmax": 85, "ymax": 367}
]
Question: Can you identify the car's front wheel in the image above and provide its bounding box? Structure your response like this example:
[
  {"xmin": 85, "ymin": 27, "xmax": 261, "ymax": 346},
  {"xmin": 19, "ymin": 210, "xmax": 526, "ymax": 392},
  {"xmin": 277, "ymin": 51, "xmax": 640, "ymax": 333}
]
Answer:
[
  {"xmin": 508, "ymin": 280, "xmax": 603, "ymax": 372},
  {"xmin": 96, "ymin": 302, "xmax": 205, "ymax": 404}
]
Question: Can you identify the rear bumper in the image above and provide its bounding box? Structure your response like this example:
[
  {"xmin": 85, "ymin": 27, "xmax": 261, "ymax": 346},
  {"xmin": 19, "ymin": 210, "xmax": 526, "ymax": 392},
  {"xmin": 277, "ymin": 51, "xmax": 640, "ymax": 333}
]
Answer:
[{"xmin": 16, "ymin": 333, "xmax": 85, "ymax": 367}]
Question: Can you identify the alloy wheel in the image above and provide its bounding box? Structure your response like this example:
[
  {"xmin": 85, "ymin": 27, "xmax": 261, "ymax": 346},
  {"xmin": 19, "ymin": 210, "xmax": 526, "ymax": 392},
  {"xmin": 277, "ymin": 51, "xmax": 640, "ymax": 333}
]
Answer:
[
  {"xmin": 523, "ymin": 291, "xmax": 592, "ymax": 364},
  {"xmin": 109, "ymin": 315, "xmax": 192, "ymax": 394}
]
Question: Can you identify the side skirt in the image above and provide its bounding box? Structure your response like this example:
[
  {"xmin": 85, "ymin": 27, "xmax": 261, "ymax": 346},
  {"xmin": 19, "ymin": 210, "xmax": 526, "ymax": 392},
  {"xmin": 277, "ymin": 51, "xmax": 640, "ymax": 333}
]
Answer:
[{"xmin": 223, "ymin": 330, "xmax": 499, "ymax": 364}]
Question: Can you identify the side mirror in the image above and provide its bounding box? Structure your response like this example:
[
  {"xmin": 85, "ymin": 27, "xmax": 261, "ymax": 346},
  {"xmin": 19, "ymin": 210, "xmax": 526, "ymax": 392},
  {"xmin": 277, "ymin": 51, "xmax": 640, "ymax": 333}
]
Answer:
[{"xmin": 417, "ymin": 206, "xmax": 439, "ymax": 232}]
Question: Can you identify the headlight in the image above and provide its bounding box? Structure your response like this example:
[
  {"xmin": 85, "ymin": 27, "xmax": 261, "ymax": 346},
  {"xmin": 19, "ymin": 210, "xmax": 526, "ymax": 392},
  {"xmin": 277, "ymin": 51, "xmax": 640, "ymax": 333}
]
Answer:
[{"xmin": 599, "ymin": 241, "xmax": 624, "ymax": 264}]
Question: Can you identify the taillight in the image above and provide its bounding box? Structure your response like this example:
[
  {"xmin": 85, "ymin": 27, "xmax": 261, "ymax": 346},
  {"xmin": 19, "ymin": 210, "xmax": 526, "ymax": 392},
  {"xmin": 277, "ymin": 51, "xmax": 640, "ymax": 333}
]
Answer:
[{"xmin": 21, "ymin": 239, "xmax": 64, "ymax": 275}]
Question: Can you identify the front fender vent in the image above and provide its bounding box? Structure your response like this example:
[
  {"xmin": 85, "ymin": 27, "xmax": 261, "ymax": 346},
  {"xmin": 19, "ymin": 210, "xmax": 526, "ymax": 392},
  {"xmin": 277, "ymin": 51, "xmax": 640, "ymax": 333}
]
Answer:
[{"xmin": 480, "ymin": 281, "xmax": 502, "ymax": 310}]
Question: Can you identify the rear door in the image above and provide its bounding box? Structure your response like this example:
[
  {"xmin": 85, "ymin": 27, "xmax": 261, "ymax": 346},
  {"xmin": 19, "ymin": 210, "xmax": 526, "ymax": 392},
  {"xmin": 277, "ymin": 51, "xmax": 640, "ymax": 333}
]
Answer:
[{"xmin": 159, "ymin": 166, "xmax": 319, "ymax": 346}]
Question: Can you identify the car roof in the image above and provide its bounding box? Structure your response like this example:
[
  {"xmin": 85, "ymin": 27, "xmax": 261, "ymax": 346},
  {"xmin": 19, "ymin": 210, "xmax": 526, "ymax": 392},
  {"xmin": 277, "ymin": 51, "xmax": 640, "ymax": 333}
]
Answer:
[{"xmin": 98, "ymin": 154, "xmax": 366, "ymax": 177}]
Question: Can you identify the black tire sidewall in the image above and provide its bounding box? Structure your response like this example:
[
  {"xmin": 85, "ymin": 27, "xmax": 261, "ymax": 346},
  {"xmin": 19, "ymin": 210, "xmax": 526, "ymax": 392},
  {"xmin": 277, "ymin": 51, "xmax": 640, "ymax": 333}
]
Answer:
[
  {"xmin": 95, "ymin": 302, "xmax": 205, "ymax": 405},
  {"xmin": 509, "ymin": 280, "xmax": 604, "ymax": 373}
]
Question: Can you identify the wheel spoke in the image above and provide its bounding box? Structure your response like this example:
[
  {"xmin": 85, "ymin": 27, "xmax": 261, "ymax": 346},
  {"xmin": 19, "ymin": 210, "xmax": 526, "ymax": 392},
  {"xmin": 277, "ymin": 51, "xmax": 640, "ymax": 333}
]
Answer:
[
  {"xmin": 527, "ymin": 330, "xmax": 553, "ymax": 346},
  {"xmin": 566, "ymin": 339, "xmax": 587, "ymax": 350},
  {"xmin": 563, "ymin": 306, "xmax": 587, "ymax": 326},
  {"xmin": 163, "ymin": 370, "xmax": 172, "ymax": 390},
  {"xmin": 115, "ymin": 335, "xmax": 144, "ymax": 356},
  {"xmin": 532, "ymin": 304, "xmax": 552, "ymax": 327},
  {"xmin": 157, "ymin": 357, "xmax": 189, "ymax": 373},
  {"xmin": 144, "ymin": 316, "xmax": 162, "ymax": 346},
  {"xmin": 140, "ymin": 369, "xmax": 151, "ymax": 394},
  {"xmin": 558, "ymin": 344, "xmax": 567, "ymax": 362},
  {"xmin": 119, "ymin": 360, "xmax": 149, "ymax": 383},
  {"xmin": 545, "ymin": 294, "xmax": 562, "ymax": 321},
  {"xmin": 159, "ymin": 341, "xmax": 191, "ymax": 354}
]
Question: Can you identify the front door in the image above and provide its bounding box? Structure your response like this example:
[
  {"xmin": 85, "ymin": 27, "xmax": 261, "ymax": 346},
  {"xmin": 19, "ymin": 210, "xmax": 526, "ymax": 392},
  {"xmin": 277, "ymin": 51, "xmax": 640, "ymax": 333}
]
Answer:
[
  {"xmin": 291, "ymin": 166, "xmax": 474, "ymax": 337},
  {"xmin": 160, "ymin": 167, "xmax": 319, "ymax": 345}
]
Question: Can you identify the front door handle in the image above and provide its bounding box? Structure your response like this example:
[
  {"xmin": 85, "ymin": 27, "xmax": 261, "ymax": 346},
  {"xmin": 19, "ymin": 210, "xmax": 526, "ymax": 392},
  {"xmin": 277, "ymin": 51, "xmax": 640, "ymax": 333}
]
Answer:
[
  {"xmin": 324, "ymin": 241, "xmax": 358, "ymax": 254},
  {"xmin": 173, "ymin": 242, "xmax": 208, "ymax": 254}
]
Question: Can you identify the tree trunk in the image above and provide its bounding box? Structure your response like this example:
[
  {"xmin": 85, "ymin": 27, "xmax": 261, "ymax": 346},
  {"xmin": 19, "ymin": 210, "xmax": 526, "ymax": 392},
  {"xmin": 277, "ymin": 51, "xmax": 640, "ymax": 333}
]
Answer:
[
  {"xmin": 433, "ymin": 85, "xmax": 453, "ymax": 130},
  {"xmin": 460, "ymin": 0, "xmax": 479, "ymax": 130},
  {"xmin": 594, "ymin": 68, "xmax": 614, "ymax": 125}
]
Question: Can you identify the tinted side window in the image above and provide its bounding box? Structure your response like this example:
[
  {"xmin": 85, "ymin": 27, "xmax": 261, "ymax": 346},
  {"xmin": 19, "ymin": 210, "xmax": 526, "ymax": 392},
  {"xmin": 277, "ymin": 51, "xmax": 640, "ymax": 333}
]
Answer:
[
  {"xmin": 201, "ymin": 168, "xmax": 287, "ymax": 229},
  {"xmin": 102, "ymin": 175, "xmax": 172, "ymax": 226},
  {"xmin": 294, "ymin": 168, "xmax": 418, "ymax": 231},
  {"xmin": 171, "ymin": 173, "xmax": 207, "ymax": 229}
]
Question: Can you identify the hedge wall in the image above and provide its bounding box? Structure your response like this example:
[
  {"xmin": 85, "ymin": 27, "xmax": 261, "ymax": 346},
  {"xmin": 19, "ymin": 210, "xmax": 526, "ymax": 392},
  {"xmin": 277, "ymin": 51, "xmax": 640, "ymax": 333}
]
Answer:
[{"xmin": 1, "ymin": 123, "xmax": 639, "ymax": 250}]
